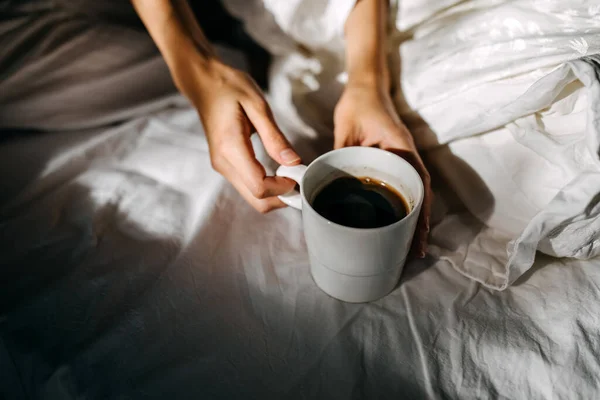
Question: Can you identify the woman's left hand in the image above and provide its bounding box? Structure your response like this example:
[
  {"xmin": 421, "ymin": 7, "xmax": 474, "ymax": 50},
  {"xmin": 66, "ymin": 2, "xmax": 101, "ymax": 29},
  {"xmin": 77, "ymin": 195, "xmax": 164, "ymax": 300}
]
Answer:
[{"xmin": 333, "ymin": 82, "xmax": 432, "ymax": 258}]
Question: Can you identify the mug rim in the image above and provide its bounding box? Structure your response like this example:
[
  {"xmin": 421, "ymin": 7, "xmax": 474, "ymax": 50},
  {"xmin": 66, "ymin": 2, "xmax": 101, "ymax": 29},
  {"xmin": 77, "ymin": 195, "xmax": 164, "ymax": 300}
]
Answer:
[{"xmin": 300, "ymin": 146, "xmax": 425, "ymax": 234}]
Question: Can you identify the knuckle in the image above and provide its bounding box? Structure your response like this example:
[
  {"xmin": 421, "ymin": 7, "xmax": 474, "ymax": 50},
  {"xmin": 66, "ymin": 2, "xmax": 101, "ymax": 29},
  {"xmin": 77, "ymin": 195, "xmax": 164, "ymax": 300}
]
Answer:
[
  {"xmin": 251, "ymin": 183, "xmax": 269, "ymax": 199},
  {"xmin": 253, "ymin": 97, "xmax": 270, "ymax": 114},
  {"xmin": 209, "ymin": 156, "xmax": 219, "ymax": 171},
  {"xmin": 255, "ymin": 202, "xmax": 273, "ymax": 214},
  {"xmin": 237, "ymin": 72, "xmax": 256, "ymax": 88},
  {"xmin": 209, "ymin": 141, "xmax": 233, "ymax": 171},
  {"xmin": 209, "ymin": 152, "xmax": 225, "ymax": 171},
  {"xmin": 268, "ymin": 134, "xmax": 287, "ymax": 150}
]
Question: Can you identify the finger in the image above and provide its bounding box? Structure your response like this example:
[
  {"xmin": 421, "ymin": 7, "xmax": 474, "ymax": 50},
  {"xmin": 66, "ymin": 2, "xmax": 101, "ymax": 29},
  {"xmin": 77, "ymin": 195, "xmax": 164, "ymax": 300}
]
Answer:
[
  {"xmin": 383, "ymin": 144, "xmax": 431, "ymax": 258},
  {"xmin": 224, "ymin": 163, "xmax": 289, "ymax": 213},
  {"xmin": 235, "ymin": 178, "xmax": 290, "ymax": 214},
  {"xmin": 219, "ymin": 128, "xmax": 296, "ymax": 199},
  {"xmin": 409, "ymin": 186, "xmax": 430, "ymax": 259},
  {"xmin": 415, "ymin": 177, "xmax": 432, "ymax": 257},
  {"xmin": 333, "ymin": 120, "xmax": 354, "ymax": 149},
  {"xmin": 241, "ymin": 96, "xmax": 301, "ymax": 166},
  {"xmin": 404, "ymin": 157, "xmax": 430, "ymax": 258}
]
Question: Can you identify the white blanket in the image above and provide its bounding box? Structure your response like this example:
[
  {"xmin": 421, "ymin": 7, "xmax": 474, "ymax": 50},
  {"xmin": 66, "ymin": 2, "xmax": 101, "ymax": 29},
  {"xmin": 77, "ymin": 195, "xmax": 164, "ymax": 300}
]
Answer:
[{"xmin": 222, "ymin": 0, "xmax": 600, "ymax": 289}]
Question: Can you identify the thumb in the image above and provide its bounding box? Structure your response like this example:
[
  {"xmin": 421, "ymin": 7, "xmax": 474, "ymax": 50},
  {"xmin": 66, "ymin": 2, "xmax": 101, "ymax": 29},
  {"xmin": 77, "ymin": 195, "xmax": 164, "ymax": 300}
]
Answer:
[{"xmin": 242, "ymin": 97, "xmax": 301, "ymax": 166}]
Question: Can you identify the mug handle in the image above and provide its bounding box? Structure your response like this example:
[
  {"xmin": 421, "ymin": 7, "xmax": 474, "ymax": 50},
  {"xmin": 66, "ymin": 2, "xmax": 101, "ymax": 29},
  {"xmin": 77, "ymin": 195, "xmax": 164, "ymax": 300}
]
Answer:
[{"xmin": 275, "ymin": 164, "xmax": 307, "ymax": 210}]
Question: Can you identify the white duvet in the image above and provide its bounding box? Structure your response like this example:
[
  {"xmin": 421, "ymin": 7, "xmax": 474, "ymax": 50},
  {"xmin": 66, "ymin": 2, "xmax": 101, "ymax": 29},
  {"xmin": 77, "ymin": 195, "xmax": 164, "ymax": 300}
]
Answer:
[{"xmin": 223, "ymin": 0, "xmax": 600, "ymax": 290}]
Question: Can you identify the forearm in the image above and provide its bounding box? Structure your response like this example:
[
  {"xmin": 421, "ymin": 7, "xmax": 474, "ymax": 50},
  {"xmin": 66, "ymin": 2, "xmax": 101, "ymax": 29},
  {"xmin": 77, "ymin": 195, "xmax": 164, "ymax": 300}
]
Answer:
[
  {"xmin": 344, "ymin": 0, "xmax": 390, "ymax": 91},
  {"xmin": 131, "ymin": 0, "xmax": 216, "ymax": 71}
]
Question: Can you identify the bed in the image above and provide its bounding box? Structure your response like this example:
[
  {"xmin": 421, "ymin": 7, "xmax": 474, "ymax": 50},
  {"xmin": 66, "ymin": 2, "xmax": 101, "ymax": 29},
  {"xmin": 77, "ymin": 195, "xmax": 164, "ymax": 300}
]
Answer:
[{"xmin": 1, "ymin": 1, "xmax": 600, "ymax": 399}]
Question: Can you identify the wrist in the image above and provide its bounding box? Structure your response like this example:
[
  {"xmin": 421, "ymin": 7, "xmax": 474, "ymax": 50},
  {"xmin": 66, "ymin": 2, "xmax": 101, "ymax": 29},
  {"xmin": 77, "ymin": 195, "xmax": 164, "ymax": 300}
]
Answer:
[
  {"xmin": 147, "ymin": 6, "xmax": 217, "ymax": 78},
  {"xmin": 162, "ymin": 28, "xmax": 214, "ymax": 69},
  {"xmin": 165, "ymin": 44, "xmax": 227, "ymax": 107},
  {"xmin": 133, "ymin": 0, "xmax": 220, "ymax": 96},
  {"xmin": 165, "ymin": 34, "xmax": 224, "ymax": 90},
  {"xmin": 346, "ymin": 67, "xmax": 390, "ymax": 93}
]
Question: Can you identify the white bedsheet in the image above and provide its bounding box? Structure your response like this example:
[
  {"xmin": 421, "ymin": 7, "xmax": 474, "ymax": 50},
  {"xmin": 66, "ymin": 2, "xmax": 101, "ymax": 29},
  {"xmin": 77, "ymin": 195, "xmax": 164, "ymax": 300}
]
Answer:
[
  {"xmin": 2, "ymin": 103, "xmax": 600, "ymax": 399},
  {"xmin": 2, "ymin": 1, "xmax": 600, "ymax": 399}
]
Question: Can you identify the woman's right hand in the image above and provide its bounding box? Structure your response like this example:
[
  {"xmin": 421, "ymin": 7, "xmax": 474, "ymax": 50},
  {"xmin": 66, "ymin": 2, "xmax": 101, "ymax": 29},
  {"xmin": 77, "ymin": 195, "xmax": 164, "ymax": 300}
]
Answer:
[
  {"xmin": 132, "ymin": 0, "xmax": 301, "ymax": 213},
  {"xmin": 170, "ymin": 55, "xmax": 302, "ymax": 213}
]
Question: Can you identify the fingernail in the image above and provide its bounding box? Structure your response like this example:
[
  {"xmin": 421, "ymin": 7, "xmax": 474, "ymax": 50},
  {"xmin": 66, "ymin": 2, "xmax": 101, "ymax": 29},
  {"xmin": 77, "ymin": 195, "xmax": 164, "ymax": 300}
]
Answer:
[
  {"xmin": 419, "ymin": 251, "xmax": 426, "ymax": 259},
  {"xmin": 280, "ymin": 149, "xmax": 300, "ymax": 164}
]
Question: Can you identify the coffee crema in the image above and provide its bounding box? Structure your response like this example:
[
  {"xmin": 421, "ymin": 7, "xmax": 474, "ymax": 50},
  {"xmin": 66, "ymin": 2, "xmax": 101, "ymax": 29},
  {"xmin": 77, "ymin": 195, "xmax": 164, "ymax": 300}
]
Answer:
[{"xmin": 311, "ymin": 176, "xmax": 409, "ymax": 229}]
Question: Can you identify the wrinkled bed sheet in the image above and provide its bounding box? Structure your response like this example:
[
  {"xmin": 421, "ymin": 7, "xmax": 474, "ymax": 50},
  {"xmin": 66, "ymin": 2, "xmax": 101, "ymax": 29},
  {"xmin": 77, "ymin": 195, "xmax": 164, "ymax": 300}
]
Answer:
[
  {"xmin": 2, "ymin": 104, "xmax": 600, "ymax": 400},
  {"xmin": 2, "ymin": 1, "xmax": 600, "ymax": 399}
]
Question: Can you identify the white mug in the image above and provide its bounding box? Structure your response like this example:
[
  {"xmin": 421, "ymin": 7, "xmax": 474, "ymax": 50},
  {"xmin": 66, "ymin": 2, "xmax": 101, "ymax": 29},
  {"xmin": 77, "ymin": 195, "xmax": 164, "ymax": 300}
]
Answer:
[{"xmin": 276, "ymin": 146, "xmax": 424, "ymax": 303}]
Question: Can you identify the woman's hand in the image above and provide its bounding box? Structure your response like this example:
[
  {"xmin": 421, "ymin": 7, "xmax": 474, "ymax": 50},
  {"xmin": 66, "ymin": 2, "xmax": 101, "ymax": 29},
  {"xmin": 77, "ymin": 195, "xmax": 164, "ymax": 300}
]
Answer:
[
  {"xmin": 132, "ymin": 0, "xmax": 301, "ymax": 213},
  {"xmin": 334, "ymin": 82, "xmax": 432, "ymax": 257},
  {"xmin": 171, "ymin": 56, "xmax": 301, "ymax": 213}
]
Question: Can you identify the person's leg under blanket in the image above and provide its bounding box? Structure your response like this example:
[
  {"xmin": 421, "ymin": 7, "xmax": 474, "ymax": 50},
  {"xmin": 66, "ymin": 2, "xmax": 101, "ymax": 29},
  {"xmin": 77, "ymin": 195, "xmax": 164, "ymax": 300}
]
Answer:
[
  {"xmin": 0, "ymin": 0, "xmax": 182, "ymax": 131},
  {"xmin": 0, "ymin": 0, "xmax": 269, "ymax": 131}
]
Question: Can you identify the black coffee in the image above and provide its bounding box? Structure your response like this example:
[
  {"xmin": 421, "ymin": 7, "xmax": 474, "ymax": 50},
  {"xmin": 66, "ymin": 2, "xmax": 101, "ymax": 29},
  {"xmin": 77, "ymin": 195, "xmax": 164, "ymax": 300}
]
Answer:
[{"xmin": 311, "ymin": 176, "xmax": 409, "ymax": 229}]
